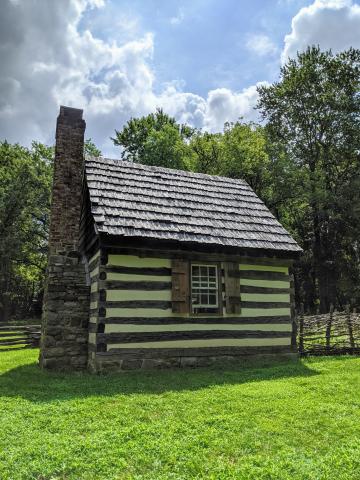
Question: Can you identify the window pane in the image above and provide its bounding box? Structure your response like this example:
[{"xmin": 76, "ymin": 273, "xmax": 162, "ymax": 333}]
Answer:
[
  {"xmin": 200, "ymin": 266, "xmax": 207, "ymax": 276},
  {"xmin": 208, "ymin": 266, "xmax": 216, "ymax": 277},
  {"xmin": 209, "ymin": 294, "xmax": 217, "ymax": 305},
  {"xmin": 192, "ymin": 292, "xmax": 200, "ymax": 302},
  {"xmin": 192, "ymin": 266, "xmax": 199, "ymax": 276},
  {"xmin": 200, "ymin": 293, "xmax": 209, "ymax": 305}
]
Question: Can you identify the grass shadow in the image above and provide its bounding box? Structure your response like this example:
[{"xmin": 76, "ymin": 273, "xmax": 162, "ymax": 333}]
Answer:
[{"xmin": 0, "ymin": 353, "xmax": 319, "ymax": 403}]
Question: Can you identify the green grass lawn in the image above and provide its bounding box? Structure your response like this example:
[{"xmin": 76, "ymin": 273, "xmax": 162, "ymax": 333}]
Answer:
[{"xmin": 1, "ymin": 351, "xmax": 360, "ymax": 480}]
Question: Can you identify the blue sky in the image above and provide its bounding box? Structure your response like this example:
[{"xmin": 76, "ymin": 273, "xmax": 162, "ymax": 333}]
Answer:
[
  {"xmin": 1, "ymin": 0, "xmax": 360, "ymax": 155},
  {"xmin": 80, "ymin": 0, "xmax": 304, "ymax": 96}
]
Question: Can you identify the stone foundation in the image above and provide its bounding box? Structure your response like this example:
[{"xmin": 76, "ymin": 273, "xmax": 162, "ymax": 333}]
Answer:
[
  {"xmin": 39, "ymin": 253, "xmax": 90, "ymax": 370},
  {"xmin": 88, "ymin": 352, "xmax": 298, "ymax": 373}
]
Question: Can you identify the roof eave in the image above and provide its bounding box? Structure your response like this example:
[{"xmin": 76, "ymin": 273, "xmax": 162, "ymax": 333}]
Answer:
[{"xmin": 98, "ymin": 232, "xmax": 302, "ymax": 260}]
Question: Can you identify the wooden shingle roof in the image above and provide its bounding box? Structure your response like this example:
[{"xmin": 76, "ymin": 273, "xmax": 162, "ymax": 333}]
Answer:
[{"xmin": 85, "ymin": 157, "xmax": 301, "ymax": 253}]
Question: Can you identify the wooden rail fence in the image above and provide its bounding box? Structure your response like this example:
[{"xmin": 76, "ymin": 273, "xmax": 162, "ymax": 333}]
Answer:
[
  {"xmin": 0, "ymin": 324, "xmax": 41, "ymax": 352},
  {"xmin": 297, "ymin": 305, "xmax": 360, "ymax": 356},
  {"xmin": 1, "ymin": 313, "xmax": 360, "ymax": 357}
]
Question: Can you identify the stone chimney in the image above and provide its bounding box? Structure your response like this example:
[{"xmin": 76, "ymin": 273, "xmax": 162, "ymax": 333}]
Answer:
[
  {"xmin": 49, "ymin": 106, "xmax": 86, "ymax": 254},
  {"xmin": 39, "ymin": 106, "xmax": 90, "ymax": 370}
]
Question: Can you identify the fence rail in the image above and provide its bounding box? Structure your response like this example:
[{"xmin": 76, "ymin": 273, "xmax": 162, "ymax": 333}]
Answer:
[
  {"xmin": 0, "ymin": 324, "xmax": 41, "ymax": 352},
  {"xmin": 297, "ymin": 305, "xmax": 360, "ymax": 356},
  {"xmin": 1, "ymin": 314, "xmax": 359, "ymax": 357}
]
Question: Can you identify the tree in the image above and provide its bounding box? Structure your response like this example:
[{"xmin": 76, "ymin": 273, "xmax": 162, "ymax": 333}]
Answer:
[
  {"xmin": 0, "ymin": 136, "xmax": 102, "ymax": 322},
  {"xmin": 112, "ymin": 108, "xmax": 194, "ymax": 170},
  {"xmin": 190, "ymin": 131, "xmax": 223, "ymax": 175},
  {"xmin": 0, "ymin": 141, "xmax": 53, "ymax": 321},
  {"xmin": 257, "ymin": 47, "xmax": 360, "ymax": 312},
  {"xmin": 219, "ymin": 122, "xmax": 271, "ymax": 201},
  {"xmin": 84, "ymin": 138, "xmax": 102, "ymax": 157},
  {"xmin": 190, "ymin": 122, "xmax": 277, "ymax": 205}
]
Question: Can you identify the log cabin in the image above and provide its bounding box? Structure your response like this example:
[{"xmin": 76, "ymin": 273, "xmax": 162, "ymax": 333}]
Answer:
[{"xmin": 39, "ymin": 106, "xmax": 302, "ymax": 372}]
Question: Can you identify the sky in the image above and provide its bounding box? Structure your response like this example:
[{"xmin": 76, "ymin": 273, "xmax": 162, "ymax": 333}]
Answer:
[{"xmin": 1, "ymin": 0, "xmax": 360, "ymax": 156}]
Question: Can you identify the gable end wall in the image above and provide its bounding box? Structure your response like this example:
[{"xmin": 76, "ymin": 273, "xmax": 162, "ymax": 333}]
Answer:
[{"xmin": 89, "ymin": 249, "xmax": 296, "ymax": 372}]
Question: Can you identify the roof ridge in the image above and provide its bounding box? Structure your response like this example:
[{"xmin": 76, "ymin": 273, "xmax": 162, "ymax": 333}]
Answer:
[{"xmin": 86, "ymin": 156, "xmax": 249, "ymax": 186}]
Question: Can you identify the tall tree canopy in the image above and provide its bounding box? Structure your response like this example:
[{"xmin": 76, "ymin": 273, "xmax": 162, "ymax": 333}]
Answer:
[
  {"xmin": 112, "ymin": 108, "xmax": 194, "ymax": 170},
  {"xmin": 0, "ymin": 138, "xmax": 101, "ymax": 322},
  {"xmin": 189, "ymin": 122, "xmax": 273, "ymax": 203},
  {"xmin": 0, "ymin": 141, "xmax": 53, "ymax": 321},
  {"xmin": 257, "ymin": 46, "xmax": 360, "ymax": 312}
]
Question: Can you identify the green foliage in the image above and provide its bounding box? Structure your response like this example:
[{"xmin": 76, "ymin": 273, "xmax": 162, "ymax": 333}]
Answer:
[
  {"xmin": 0, "ymin": 137, "xmax": 102, "ymax": 321},
  {"xmin": 220, "ymin": 122, "xmax": 271, "ymax": 199},
  {"xmin": 84, "ymin": 138, "xmax": 102, "ymax": 157},
  {"xmin": 0, "ymin": 142, "xmax": 53, "ymax": 321},
  {"xmin": 112, "ymin": 108, "xmax": 195, "ymax": 169},
  {"xmin": 1, "ymin": 350, "xmax": 360, "ymax": 479},
  {"xmin": 257, "ymin": 46, "xmax": 360, "ymax": 311},
  {"xmin": 190, "ymin": 131, "xmax": 223, "ymax": 175}
]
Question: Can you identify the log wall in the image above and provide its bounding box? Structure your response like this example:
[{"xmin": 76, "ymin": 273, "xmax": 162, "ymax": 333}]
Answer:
[{"xmin": 88, "ymin": 250, "xmax": 295, "ymax": 372}]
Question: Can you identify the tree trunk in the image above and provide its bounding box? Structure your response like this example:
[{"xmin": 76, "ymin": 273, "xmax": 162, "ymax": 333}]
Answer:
[{"xmin": 309, "ymin": 163, "xmax": 329, "ymax": 313}]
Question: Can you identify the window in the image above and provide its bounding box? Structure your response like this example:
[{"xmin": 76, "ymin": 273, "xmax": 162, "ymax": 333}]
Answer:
[{"xmin": 191, "ymin": 264, "xmax": 219, "ymax": 314}]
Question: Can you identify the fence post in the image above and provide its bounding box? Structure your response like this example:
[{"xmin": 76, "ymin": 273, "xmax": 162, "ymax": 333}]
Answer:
[
  {"xmin": 346, "ymin": 304, "xmax": 355, "ymax": 354},
  {"xmin": 325, "ymin": 304, "xmax": 333, "ymax": 353},
  {"xmin": 298, "ymin": 303, "xmax": 304, "ymax": 355}
]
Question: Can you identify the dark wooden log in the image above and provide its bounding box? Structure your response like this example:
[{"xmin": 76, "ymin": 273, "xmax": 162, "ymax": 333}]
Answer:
[
  {"xmin": 0, "ymin": 338, "xmax": 29, "ymax": 346},
  {"xmin": 103, "ymin": 300, "xmax": 172, "ymax": 309},
  {"xmin": 103, "ymin": 315, "xmax": 291, "ymax": 325},
  {"xmin": 235, "ymin": 271, "xmax": 289, "ymax": 281},
  {"xmin": 240, "ymin": 301, "xmax": 290, "ymax": 309},
  {"xmin": 105, "ymin": 280, "xmax": 172, "ymax": 290},
  {"xmin": 98, "ymin": 330, "xmax": 291, "ymax": 343},
  {"xmin": 106, "ymin": 266, "xmax": 171, "ymax": 276},
  {"xmin": 240, "ymin": 285, "xmax": 290, "ymax": 294}
]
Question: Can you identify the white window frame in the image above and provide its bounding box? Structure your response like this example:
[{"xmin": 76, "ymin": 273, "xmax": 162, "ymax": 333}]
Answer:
[{"xmin": 191, "ymin": 264, "xmax": 219, "ymax": 311}]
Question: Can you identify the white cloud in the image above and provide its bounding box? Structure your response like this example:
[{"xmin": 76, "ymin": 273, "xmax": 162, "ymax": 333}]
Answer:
[
  {"xmin": 203, "ymin": 84, "xmax": 266, "ymax": 131},
  {"xmin": 246, "ymin": 34, "xmax": 278, "ymax": 56},
  {"xmin": 170, "ymin": 8, "xmax": 185, "ymax": 25},
  {"xmin": 0, "ymin": 0, "xmax": 261, "ymax": 155},
  {"xmin": 2, "ymin": 0, "xmax": 360, "ymax": 156},
  {"xmin": 282, "ymin": 0, "xmax": 360, "ymax": 62}
]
